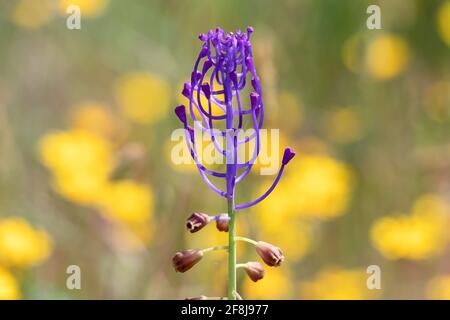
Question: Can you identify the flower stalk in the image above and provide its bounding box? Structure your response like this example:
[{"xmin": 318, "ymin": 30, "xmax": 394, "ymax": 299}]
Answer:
[{"xmin": 172, "ymin": 26, "xmax": 295, "ymax": 300}]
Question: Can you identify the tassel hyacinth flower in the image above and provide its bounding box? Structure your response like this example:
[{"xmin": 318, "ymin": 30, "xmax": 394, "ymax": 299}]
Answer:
[{"xmin": 172, "ymin": 27, "xmax": 295, "ymax": 300}]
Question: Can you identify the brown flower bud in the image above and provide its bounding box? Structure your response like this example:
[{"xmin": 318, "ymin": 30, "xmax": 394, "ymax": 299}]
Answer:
[
  {"xmin": 255, "ymin": 241, "xmax": 284, "ymax": 267},
  {"xmin": 244, "ymin": 262, "xmax": 265, "ymax": 282},
  {"xmin": 172, "ymin": 249, "xmax": 203, "ymax": 272},
  {"xmin": 215, "ymin": 214, "xmax": 229, "ymax": 232},
  {"xmin": 186, "ymin": 212, "xmax": 210, "ymax": 233}
]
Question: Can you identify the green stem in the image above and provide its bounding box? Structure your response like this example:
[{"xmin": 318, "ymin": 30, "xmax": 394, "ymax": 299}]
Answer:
[
  {"xmin": 227, "ymin": 196, "xmax": 236, "ymax": 300},
  {"xmin": 235, "ymin": 236, "xmax": 257, "ymax": 245}
]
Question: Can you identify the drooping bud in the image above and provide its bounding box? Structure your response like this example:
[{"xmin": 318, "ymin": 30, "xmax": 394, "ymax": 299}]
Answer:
[
  {"xmin": 201, "ymin": 83, "xmax": 211, "ymax": 100},
  {"xmin": 182, "ymin": 82, "xmax": 191, "ymax": 98},
  {"xmin": 244, "ymin": 262, "xmax": 265, "ymax": 282},
  {"xmin": 255, "ymin": 241, "xmax": 284, "ymax": 267},
  {"xmin": 172, "ymin": 249, "xmax": 203, "ymax": 272},
  {"xmin": 282, "ymin": 147, "xmax": 296, "ymax": 165},
  {"xmin": 186, "ymin": 212, "xmax": 210, "ymax": 233},
  {"xmin": 215, "ymin": 214, "xmax": 229, "ymax": 232},
  {"xmin": 175, "ymin": 105, "xmax": 187, "ymax": 125}
]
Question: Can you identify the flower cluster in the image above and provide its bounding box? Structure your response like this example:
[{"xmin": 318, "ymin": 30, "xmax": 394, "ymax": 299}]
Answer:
[
  {"xmin": 171, "ymin": 27, "xmax": 295, "ymax": 300},
  {"xmin": 38, "ymin": 103, "xmax": 154, "ymax": 248},
  {"xmin": 371, "ymin": 194, "xmax": 449, "ymax": 260}
]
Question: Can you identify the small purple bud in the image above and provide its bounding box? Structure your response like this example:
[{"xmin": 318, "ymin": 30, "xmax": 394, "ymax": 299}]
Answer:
[
  {"xmin": 244, "ymin": 262, "xmax": 265, "ymax": 282},
  {"xmin": 175, "ymin": 105, "xmax": 187, "ymax": 125},
  {"xmin": 199, "ymin": 33, "xmax": 207, "ymax": 41},
  {"xmin": 250, "ymin": 92, "xmax": 260, "ymax": 109},
  {"xmin": 199, "ymin": 44, "xmax": 209, "ymax": 57},
  {"xmin": 186, "ymin": 212, "xmax": 210, "ymax": 233},
  {"xmin": 202, "ymin": 60, "xmax": 213, "ymax": 74},
  {"xmin": 247, "ymin": 26, "xmax": 254, "ymax": 35},
  {"xmin": 282, "ymin": 147, "xmax": 296, "ymax": 165},
  {"xmin": 172, "ymin": 249, "xmax": 203, "ymax": 273},
  {"xmin": 182, "ymin": 82, "xmax": 191, "ymax": 98},
  {"xmin": 255, "ymin": 241, "xmax": 284, "ymax": 267},
  {"xmin": 201, "ymin": 83, "xmax": 211, "ymax": 100},
  {"xmin": 191, "ymin": 71, "xmax": 202, "ymax": 85}
]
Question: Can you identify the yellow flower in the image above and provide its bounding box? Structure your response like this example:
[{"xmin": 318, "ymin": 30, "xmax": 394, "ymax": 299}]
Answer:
[
  {"xmin": 427, "ymin": 275, "xmax": 450, "ymax": 299},
  {"xmin": 300, "ymin": 267, "xmax": 375, "ymax": 300},
  {"xmin": 323, "ymin": 108, "xmax": 363, "ymax": 144},
  {"xmin": 0, "ymin": 267, "xmax": 20, "ymax": 300},
  {"xmin": 115, "ymin": 73, "xmax": 170, "ymax": 124},
  {"xmin": 38, "ymin": 129, "xmax": 113, "ymax": 204},
  {"xmin": 365, "ymin": 34, "xmax": 409, "ymax": 80},
  {"xmin": 10, "ymin": 0, "xmax": 54, "ymax": 29},
  {"xmin": 371, "ymin": 194, "xmax": 449, "ymax": 260},
  {"xmin": 259, "ymin": 154, "xmax": 352, "ymax": 220},
  {"xmin": 98, "ymin": 180, "xmax": 154, "ymax": 225},
  {"xmin": 0, "ymin": 218, "xmax": 53, "ymax": 268},
  {"xmin": 243, "ymin": 268, "xmax": 292, "ymax": 299},
  {"xmin": 69, "ymin": 102, "xmax": 119, "ymax": 139},
  {"xmin": 437, "ymin": 1, "xmax": 450, "ymax": 47},
  {"xmin": 58, "ymin": 0, "xmax": 109, "ymax": 18},
  {"xmin": 38, "ymin": 129, "xmax": 113, "ymax": 177},
  {"xmin": 52, "ymin": 170, "xmax": 109, "ymax": 205}
]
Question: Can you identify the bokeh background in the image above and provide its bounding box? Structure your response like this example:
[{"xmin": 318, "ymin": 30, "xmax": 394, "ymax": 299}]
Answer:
[{"xmin": 0, "ymin": 0, "xmax": 450, "ymax": 300}]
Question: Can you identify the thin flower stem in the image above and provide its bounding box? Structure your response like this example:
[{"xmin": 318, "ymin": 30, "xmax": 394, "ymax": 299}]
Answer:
[
  {"xmin": 236, "ymin": 263, "xmax": 247, "ymax": 269},
  {"xmin": 227, "ymin": 196, "xmax": 236, "ymax": 300},
  {"xmin": 235, "ymin": 236, "xmax": 257, "ymax": 246},
  {"xmin": 201, "ymin": 245, "xmax": 228, "ymax": 253}
]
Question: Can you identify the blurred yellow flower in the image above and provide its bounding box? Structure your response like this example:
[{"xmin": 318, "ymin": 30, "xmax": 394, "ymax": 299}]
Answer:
[
  {"xmin": 10, "ymin": 0, "xmax": 54, "ymax": 29},
  {"xmin": 98, "ymin": 180, "xmax": 154, "ymax": 226},
  {"xmin": 427, "ymin": 275, "xmax": 450, "ymax": 299},
  {"xmin": 260, "ymin": 154, "xmax": 352, "ymax": 220},
  {"xmin": 52, "ymin": 170, "xmax": 109, "ymax": 205},
  {"xmin": 371, "ymin": 194, "xmax": 449, "ymax": 260},
  {"xmin": 59, "ymin": 0, "xmax": 109, "ymax": 17},
  {"xmin": 38, "ymin": 129, "xmax": 113, "ymax": 204},
  {"xmin": 0, "ymin": 218, "xmax": 53, "ymax": 268},
  {"xmin": 365, "ymin": 34, "xmax": 409, "ymax": 80},
  {"xmin": 70, "ymin": 102, "xmax": 119, "ymax": 139},
  {"xmin": 116, "ymin": 73, "xmax": 170, "ymax": 124},
  {"xmin": 300, "ymin": 267, "xmax": 374, "ymax": 300},
  {"xmin": 437, "ymin": 1, "xmax": 450, "ymax": 47},
  {"xmin": 243, "ymin": 268, "xmax": 292, "ymax": 299},
  {"xmin": 323, "ymin": 108, "xmax": 363, "ymax": 144},
  {"xmin": 39, "ymin": 129, "xmax": 113, "ymax": 177},
  {"xmin": 0, "ymin": 267, "xmax": 20, "ymax": 300}
]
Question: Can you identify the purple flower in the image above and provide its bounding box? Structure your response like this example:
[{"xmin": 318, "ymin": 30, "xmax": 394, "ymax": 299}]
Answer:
[{"xmin": 174, "ymin": 27, "xmax": 295, "ymax": 209}]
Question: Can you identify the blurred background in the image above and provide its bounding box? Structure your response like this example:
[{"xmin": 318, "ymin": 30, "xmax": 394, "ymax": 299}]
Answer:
[{"xmin": 0, "ymin": 0, "xmax": 450, "ymax": 299}]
